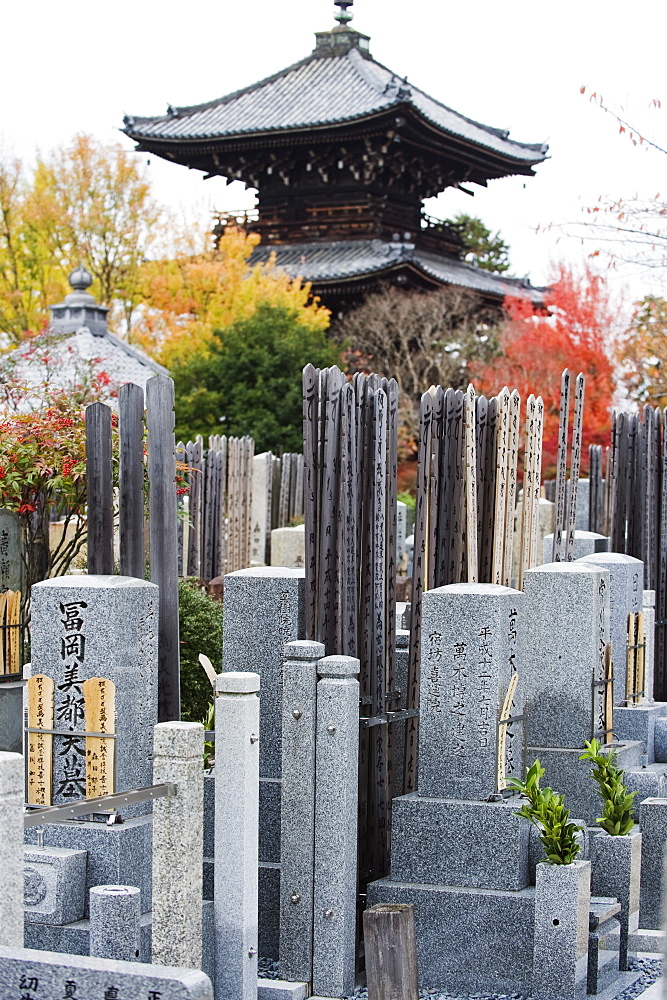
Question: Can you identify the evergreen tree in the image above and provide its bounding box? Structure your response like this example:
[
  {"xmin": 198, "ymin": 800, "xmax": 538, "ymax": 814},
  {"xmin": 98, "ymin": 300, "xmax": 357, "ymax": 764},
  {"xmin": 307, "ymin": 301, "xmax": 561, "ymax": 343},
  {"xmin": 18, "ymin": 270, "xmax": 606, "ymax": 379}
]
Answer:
[{"xmin": 173, "ymin": 302, "xmax": 340, "ymax": 452}]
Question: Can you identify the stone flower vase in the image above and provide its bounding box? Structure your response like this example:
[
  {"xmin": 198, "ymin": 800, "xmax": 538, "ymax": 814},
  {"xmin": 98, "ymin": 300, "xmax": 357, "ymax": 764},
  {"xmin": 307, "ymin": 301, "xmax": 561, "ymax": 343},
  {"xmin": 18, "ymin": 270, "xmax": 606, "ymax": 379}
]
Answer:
[
  {"xmin": 532, "ymin": 859, "xmax": 591, "ymax": 1000},
  {"xmin": 589, "ymin": 826, "xmax": 642, "ymax": 971}
]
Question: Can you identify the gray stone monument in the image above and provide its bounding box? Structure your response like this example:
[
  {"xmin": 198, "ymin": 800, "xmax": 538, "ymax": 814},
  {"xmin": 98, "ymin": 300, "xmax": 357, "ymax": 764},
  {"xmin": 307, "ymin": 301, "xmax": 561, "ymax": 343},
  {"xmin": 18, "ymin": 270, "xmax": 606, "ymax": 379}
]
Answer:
[
  {"xmin": 368, "ymin": 584, "xmax": 537, "ymax": 995},
  {"xmin": 214, "ymin": 671, "xmax": 260, "ymax": 1000},
  {"xmin": 222, "ymin": 567, "xmax": 305, "ymax": 958},
  {"xmin": 578, "ymin": 552, "xmax": 644, "ymax": 706},
  {"xmin": 31, "ymin": 575, "xmax": 159, "ymax": 803},
  {"xmin": 0, "ymin": 946, "xmax": 212, "ymax": 1000},
  {"xmin": 270, "ymin": 525, "xmax": 305, "ymax": 570},
  {"xmin": 279, "ymin": 640, "xmax": 324, "ymax": 984},
  {"xmin": 542, "ymin": 529, "xmax": 609, "ymax": 562},
  {"xmin": 643, "ymin": 589, "xmax": 656, "ymax": 703}
]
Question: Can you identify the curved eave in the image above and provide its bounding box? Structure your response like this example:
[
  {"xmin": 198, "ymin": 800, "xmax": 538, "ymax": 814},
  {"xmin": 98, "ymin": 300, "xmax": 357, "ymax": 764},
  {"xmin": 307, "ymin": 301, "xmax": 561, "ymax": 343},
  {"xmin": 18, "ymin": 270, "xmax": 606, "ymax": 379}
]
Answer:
[{"xmin": 124, "ymin": 105, "xmax": 546, "ymax": 174}]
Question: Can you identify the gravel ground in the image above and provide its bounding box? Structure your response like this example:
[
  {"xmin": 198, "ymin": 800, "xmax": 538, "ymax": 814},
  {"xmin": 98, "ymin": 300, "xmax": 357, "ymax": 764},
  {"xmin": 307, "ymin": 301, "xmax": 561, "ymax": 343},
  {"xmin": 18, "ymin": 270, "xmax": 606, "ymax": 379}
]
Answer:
[{"xmin": 259, "ymin": 956, "xmax": 663, "ymax": 998}]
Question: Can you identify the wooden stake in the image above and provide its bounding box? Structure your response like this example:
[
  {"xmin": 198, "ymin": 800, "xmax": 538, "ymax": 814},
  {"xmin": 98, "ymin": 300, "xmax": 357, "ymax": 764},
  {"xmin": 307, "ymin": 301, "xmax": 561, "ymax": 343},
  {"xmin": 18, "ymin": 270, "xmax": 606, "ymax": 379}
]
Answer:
[
  {"xmin": 492, "ymin": 388, "xmax": 510, "ymax": 584},
  {"xmin": 363, "ymin": 903, "xmax": 419, "ymax": 1000},
  {"xmin": 565, "ymin": 373, "xmax": 585, "ymax": 560},
  {"xmin": 502, "ymin": 390, "xmax": 520, "ymax": 586},
  {"xmin": 464, "ymin": 384, "xmax": 478, "ymax": 583},
  {"xmin": 552, "ymin": 369, "xmax": 571, "ymax": 562}
]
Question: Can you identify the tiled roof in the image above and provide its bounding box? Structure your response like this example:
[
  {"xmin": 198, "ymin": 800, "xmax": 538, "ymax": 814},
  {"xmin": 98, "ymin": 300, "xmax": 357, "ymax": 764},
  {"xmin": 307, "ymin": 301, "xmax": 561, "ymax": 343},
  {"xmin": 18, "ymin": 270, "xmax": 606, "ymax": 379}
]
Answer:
[
  {"xmin": 8, "ymin": 327, "xmax": 169, "ymax": 402},
  {"xmin": 251, "ymin": 240, "xmax": 545, "ymax": 303},
  {"xmin": 125, "ymin": 45, "xmax": 547, "ymax": 166}
]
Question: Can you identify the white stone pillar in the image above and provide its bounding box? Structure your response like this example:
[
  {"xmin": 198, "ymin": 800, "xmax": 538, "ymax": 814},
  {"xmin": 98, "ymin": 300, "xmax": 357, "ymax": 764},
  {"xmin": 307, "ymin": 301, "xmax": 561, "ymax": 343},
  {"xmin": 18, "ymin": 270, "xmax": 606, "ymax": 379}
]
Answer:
[
  {"xmin": 152, "ymin": 721, "xmax": 204, "ymax": 969},
  {"xmin": 214, "ymin": 671, "xmax": 260, "ymax": 1000},
  {"xmin": 0, "ymin": 751, "xmax": 23, "ymax": 947}
]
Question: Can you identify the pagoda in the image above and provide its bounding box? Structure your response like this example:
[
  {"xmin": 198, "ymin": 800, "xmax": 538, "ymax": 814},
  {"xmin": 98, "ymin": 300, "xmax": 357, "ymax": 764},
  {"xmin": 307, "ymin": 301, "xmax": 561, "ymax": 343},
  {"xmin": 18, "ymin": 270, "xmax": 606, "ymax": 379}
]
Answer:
[{"xmin": 123, "ymin": 2, "xmax": 548, "ymax": 309}]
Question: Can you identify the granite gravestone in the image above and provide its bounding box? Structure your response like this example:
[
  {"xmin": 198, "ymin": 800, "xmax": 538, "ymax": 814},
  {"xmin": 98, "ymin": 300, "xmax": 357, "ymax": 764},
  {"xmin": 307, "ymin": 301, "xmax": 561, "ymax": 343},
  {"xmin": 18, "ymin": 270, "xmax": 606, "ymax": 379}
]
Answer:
[
  {"xmin": 30, "ymin": 575, "xmax": 159, "ymax": 805},
  {"xmin": 578, "ymin": 552, "xmax": 644, "ymax": 706},
  {"xmin": 418, "ymin": 583, "xmax": 524, "ymax": 800},
  {"xmin": 542, "ymin": 530, "xmax": 609, "ymax": 562},
  {"xmin": 523, "ymin": 562, "xmax": 610, "ymax": 749},
  {"xmin": 368, "ymin": 584, "xmax": 536, "ymax": 996}
]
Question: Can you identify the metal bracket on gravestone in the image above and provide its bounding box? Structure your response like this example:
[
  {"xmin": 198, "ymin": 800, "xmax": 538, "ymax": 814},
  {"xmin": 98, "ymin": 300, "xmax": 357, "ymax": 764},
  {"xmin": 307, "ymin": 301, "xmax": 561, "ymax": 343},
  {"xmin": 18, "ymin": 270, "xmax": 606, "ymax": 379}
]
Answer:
[
  {"xmin": 24, "ymin": 782, "xmax": 176, "ymax": 827},
  {"xmin": 359, "ymin": 708, "xmax": 419, "ymax": 729}
]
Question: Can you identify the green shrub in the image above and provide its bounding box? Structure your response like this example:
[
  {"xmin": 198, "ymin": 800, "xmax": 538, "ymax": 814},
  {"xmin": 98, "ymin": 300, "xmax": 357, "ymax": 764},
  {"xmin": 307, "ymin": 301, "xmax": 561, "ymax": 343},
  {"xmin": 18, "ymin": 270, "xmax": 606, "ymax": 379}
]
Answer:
[
  {"xmin": 580, "ymin": 738, "xmax": 637, "ymax": 836},
  {"xmin": 178, "ymin": 577, "xmax": 222, "ymax": 723},
  {"xmin": 508, "ymin": 759, "xmax": 582, "ymax": 865}
]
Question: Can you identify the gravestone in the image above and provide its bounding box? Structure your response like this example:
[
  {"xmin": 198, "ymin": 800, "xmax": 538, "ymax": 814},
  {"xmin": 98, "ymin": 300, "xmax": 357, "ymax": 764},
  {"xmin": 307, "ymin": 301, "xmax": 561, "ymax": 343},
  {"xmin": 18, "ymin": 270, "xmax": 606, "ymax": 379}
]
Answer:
[
  {"xmin": 578, "ymin": 552, "xmax": 644, "ymax": 706},
  {"xmin": 270, "ymin": 525, "xmax": 305, "ymax": 570},
  {"xmin": 0, "ymin": 946, "xmax": 212, "ymax": 1000},
  {"xmin": 523, "ymin": 561, "xmax": 647, "ymax": 823},
  {"xmin": 0, "ymin": 509, "xmax": 22, "ymax": 593},
  {"xmin": 251, "ymin": 452, "xmax": 273, "ymax": 565},
  {"xmin": 542, "ymin": 530, "xmax": 609, "ymax": 562},
  {"xmin": 368, "ymin": 584, "xmax": 537, "ymax": 995},
  {"xmin": 511, "ymin": 496, "xmax": 555, "ymax": 582},
  {"xmin": 222, "ymin": 567, "xmax": 305, "ymax": 959},
  {"xmin": 25, "ymin": 576, "xmax": 159, "ymax": 956},
  {"xmin": 30, "ymin": 575, "xmax": 159, "ymax": 803}
]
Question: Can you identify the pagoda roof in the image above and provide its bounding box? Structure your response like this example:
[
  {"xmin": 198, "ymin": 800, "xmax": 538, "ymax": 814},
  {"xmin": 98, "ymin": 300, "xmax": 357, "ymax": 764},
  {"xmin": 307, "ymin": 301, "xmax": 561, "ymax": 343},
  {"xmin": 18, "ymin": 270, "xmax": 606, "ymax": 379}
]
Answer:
[
  {"xmin": 124, "ymin": 39, "xmax": 547, "ymax": 172},
  {"xmin": 250, "ymin": 239, "xmax": 545, "ymax": 303}
]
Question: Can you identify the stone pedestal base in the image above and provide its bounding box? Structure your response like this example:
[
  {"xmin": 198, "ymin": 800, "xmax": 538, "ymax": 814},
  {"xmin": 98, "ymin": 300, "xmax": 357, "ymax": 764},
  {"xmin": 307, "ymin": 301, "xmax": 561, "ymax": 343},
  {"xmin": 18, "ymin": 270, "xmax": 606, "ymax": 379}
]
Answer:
[{"xmin": 367, "ymin": 878, "xmax": 535, "ymax": 994}]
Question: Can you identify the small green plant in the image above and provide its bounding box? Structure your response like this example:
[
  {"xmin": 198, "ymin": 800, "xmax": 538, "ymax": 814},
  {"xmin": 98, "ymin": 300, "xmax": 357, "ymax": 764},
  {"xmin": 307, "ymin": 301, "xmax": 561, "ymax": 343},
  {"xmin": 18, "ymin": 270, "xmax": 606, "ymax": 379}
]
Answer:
[
  {"xmin": 580, "ymin": 738, "xmax": 637, "ymax": 836},
  {"xmin": 178, "ymin": 577, "xmax": 223, "ymax": 722},
  {"xmin": 202, "ymin": 701, "xmax": 215, "ymax": 770},
  {"xmin": 508, "ymin": 760, "xmax": 583, "ymax": 865}
]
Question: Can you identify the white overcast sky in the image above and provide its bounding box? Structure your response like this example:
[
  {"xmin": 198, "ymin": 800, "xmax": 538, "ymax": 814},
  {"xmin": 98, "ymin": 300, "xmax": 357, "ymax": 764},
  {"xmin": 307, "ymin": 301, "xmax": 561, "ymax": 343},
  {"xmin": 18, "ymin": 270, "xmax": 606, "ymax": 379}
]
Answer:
[{"xmin": 3, "ymin": 0, "xmax": 667, "ymax": 306}]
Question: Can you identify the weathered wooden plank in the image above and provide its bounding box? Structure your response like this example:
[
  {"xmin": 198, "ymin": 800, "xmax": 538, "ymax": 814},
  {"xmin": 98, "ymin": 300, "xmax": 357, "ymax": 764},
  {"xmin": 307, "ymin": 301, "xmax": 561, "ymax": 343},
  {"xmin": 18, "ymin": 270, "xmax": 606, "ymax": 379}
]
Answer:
[
  {"xmin": 118, "ymin": 383, "xmax": 145, "ymax": 580},
  {"xmin": 552, "ymin": 369, "xmax": 571, "ymax": 562},
  {"xmin": 405, "ymin": 391, "xmax": 433, "ymax": 794},
  {"xmin": 85, "ymin": 401, "xmax": 114, "ymax": 575},
  {"xmin": 492, "ymin": 388, "xmax": 510, "ymax": 583},
  {"xmin": 518, "ymin": 394, "xmax": 535, "ymax": 591},
  {"xmin": 146, "ymin": 374, "xmax": 180, "ymax": 722},
  {"xmin": 528, "ymin": 397, "xmax": 545, "ymax": 571},
  {"xmin": 303, "ymin": 365, "xmax": 320, "ymax": 641},
  {"xmin": 565, "ymin": 373, "xmax": 585, "ymax": 561},
  {"xmin": 503, "ymin": 390, "xmax": 520, "ymax": 585},
  {"xmin": 464, "ymin": 383, "xmax": 478, "ymax": 583},
  {"xmin": 428, "ymin": 386, "xmax": 444, "ymax": 589},
  {"xmin": 480, "ymin": 396, "xmax": 498, "ymax": 583}
]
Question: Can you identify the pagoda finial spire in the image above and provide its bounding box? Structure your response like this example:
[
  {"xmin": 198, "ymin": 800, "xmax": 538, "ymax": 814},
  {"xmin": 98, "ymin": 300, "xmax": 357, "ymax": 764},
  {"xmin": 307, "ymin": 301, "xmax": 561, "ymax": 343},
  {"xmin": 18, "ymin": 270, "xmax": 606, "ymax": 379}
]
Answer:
[{"xmin": 334, "ymin": 0, "xmax": 353, "ymax": 25}]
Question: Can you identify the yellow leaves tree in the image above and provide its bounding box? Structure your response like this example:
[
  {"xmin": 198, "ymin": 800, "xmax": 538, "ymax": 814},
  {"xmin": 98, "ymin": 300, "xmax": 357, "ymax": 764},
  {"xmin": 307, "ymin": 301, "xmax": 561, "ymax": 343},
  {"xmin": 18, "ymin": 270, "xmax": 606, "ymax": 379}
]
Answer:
[
  {"xmin": 133, "ymin": 225, "xmax": 330, "ymax": 369},
  {"xmin": 617, "ymin": 296, "xmax": 667, "ymax": 407},
  {"xmin": 0, "ymin": 134, "xmax": 162, "ymax": 343},
  {"xmin": 28, "ymin": 134, "xmax": 163, "ymax": 327}
]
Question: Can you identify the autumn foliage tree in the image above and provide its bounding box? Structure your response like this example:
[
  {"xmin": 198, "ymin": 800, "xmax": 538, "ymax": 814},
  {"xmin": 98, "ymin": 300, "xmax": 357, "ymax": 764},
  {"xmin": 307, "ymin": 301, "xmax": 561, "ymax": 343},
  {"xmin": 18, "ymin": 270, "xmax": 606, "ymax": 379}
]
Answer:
[{"xmin": 471, "ymin": 265, "xmax": 617, "ymax": 474}]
